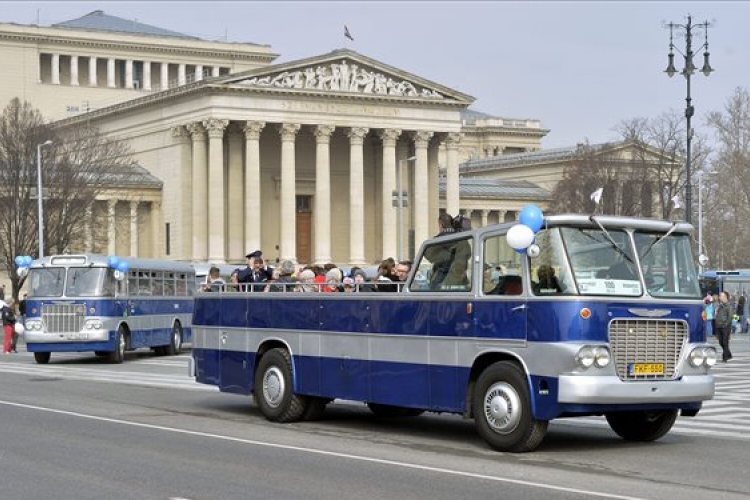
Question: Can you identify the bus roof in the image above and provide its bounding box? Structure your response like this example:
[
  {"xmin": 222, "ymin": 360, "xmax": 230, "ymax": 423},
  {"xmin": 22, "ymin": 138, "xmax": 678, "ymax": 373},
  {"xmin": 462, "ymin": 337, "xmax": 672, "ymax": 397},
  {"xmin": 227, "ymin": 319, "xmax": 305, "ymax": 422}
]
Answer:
[{"xmin": 29, "ymin": 254, "xmax": 196, "ymax": 274}]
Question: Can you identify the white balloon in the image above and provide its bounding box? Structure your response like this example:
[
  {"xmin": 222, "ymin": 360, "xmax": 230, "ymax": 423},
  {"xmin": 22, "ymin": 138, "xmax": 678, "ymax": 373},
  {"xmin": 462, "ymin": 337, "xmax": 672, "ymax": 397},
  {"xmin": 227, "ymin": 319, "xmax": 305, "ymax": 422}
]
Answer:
[
  {"xmin": 506, "ymin": 224, "xmax": 535, "ymax": 250},
  {"xmin": 17, "ymin": 267, "xmax": 28, "ymax": 278},
  {"xmin": 14, "ymin": 322, "xmax": 24, "ymax": 335},
  {"xmin": 527, "ymin": 244, "xmax": 541, "ymax": 258}
]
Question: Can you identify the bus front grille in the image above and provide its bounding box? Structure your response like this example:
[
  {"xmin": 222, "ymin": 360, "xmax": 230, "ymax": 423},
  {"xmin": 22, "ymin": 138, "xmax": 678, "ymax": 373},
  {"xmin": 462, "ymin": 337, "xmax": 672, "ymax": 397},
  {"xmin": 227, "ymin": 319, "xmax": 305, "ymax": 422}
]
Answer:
[
  {"xmin": 609, "ymin": 319, "xmax": 687, "ymax": 381},
  {"xmin": 42, "ymin": 303, "xmax": 86, "ymax": 334}
]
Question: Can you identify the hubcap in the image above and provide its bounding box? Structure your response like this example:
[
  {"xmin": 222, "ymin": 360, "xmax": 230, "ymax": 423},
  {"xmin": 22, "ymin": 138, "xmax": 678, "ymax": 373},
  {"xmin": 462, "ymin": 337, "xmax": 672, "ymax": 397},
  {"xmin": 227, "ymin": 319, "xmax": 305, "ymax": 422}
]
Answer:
[
  {"xmin": 262, "ymin": 366, "xmax": 285, "ymax": 408},
  {"xmin": 483, "ymin": 382, "xmax": 522, "ymax": 434},
  {"xmin": 173, "ymin": 328, "xmax": 181, "ymax": 350}
]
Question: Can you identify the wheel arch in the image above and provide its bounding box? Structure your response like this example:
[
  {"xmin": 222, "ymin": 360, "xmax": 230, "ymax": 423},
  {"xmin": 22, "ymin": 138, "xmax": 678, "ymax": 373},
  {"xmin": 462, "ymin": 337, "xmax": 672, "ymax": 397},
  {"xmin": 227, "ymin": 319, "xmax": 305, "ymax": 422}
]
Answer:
[
  {"xmin": 467, "ymin": 350, "xmax": 532, "ymax": 419},
  {"xmin": 254, "ymin": 338, "xmax": 297, "ymax": 389}
]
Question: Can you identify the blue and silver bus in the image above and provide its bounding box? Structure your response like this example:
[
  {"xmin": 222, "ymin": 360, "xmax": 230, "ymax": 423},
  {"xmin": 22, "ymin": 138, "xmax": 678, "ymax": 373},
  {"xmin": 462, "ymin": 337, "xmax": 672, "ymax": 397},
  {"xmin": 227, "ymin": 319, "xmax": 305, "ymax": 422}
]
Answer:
[
  {"xmin": 21, "ymin": 254, "xmax": 195, "ymax": 364},
  {"xmin": 191, "ymin": 214, "xmax": 716, "ymax": 452},
  {"xmin": 699, "ymin": 269, "xmax": 750, "ymax": 297}
]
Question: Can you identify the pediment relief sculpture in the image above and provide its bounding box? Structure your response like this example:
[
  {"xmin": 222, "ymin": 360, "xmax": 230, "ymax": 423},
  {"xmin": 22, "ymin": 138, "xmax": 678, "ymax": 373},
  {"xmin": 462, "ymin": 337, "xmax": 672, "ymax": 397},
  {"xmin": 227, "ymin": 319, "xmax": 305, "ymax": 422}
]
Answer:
[{"xmin": 237, "ymin": 60, "xmax": 444, "ymax": 99}]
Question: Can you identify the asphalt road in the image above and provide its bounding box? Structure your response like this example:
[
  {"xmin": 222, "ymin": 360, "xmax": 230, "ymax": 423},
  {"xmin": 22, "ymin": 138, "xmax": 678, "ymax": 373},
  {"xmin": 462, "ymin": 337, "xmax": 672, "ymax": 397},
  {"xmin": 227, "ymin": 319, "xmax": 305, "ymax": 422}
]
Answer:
[{"xmin": 0, "ymin": 337, "xmax": 748, "ymax": 500}]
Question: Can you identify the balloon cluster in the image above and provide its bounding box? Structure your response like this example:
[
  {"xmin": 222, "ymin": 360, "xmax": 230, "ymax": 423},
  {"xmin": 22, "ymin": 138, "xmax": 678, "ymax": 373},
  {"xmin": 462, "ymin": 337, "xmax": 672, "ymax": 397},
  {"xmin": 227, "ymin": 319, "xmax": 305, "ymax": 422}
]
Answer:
[
  {"xmin": 506, "ymin": 204, "xmax": 544, "ymax": 255},
  {"xmin": 108, "ymin": 255, "xmax": 130, "ymax": 281},
  {"xmin": 14, "ymin": 255, "xmax": 34, "ymax": 278}
]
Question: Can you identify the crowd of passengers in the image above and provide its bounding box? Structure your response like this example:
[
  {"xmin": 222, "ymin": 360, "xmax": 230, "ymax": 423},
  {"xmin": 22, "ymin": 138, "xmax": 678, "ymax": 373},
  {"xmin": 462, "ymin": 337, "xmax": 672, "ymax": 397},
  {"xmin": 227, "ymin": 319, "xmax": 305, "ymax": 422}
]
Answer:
[{"xmin": 202, "ymin": 249, "xmax": 412, "ymax": 293}]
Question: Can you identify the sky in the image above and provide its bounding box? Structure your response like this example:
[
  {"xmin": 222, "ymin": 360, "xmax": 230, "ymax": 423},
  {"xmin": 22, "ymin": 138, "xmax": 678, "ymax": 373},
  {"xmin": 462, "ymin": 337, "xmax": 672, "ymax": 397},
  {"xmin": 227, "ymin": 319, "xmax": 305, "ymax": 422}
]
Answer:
[{"xmin": 1, "ymin": 1, "xmax": 747, "ymax": 149}]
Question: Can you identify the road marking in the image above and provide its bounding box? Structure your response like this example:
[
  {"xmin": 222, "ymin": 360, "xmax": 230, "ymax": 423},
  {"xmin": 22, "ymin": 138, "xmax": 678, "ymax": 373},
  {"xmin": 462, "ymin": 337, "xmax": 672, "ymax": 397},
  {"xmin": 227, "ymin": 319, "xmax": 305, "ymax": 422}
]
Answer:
[{"xmin": 0, "ymin": 399, "xmax": 648, "ymax": 500}]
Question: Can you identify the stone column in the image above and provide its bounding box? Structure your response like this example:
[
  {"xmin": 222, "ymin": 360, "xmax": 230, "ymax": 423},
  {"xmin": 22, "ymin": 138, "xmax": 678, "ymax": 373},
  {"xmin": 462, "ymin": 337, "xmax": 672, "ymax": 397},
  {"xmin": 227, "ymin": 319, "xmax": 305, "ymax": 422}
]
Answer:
[
  {"xmin": 161, "ymin": 62, "xmax": 169, "ymax": 90},
  {"xmin": 187, "ymin": 122, "xmax": 208, "ymax": 260},
  {"xmin": 107, "ymin": 199, "xmax": 117, "ymax": 255},
  {"xmin": 428, "ymin": 136, "xmax": 440, "ymax": 236},
  {"xmin": 227, "ymin": 125, "xmax": 244, "ymax": 260},
  {"xmin": 204, "ymin": 118, "xmax": 229, "ymax": 263},
  {"xmin": 348, "ymin": 127, "xmax": 369, "ymax": 265},
  {"xmin": 445, "ymin": 133, "xmax": 461, "ymax": 217},
  {"xmin": 243, "ymin": 122, "xmax": 265, "ymax": 254},
  {"xmin": 279, "ymin": 123, "xmax": 301, "ymax": 263},
  {"xmin": 172, "ymin": 126, "xmax": 193, "ymax": 259},
  {"xmin": 125, "ymin": 59, "xmax": 133, "ymax": 88},
  {"xmin": 314, "ymin": 125, "xmax": 335, "ymax": 264},
  {"xmin": 178, "ymin": 64, "xmax": 186, "ymax": 86},
  {"xmin": 51, "ymin": 54, "xmax": 60, "ymax": 85},
  {"xmin": 70, "ymin": 55, "xmax": 79, "ymax": 86},
  {"xmin": 212, "ymin": 66, "xmax": 220, "ymax": 77},
  {"xmin": 195, "ymin": 64, "xmax": 204, "ymax": 81},
  {"xmin": 379, "ymin": 129, "xmax": 400, "ymax": 260},
  {"xmin": 88, "ymin": 56, "xmax": 97, "ymax": 86},
  {"xmin": 143, "ymin": 61, "xmax": 151, "ymax": 91},
  {"xmin": 107, "ymin": 58, "xmax": 115, "ymax": 88},
  {"xmin": 130, "ymin": 201, "xmax": 139, "ymax": 257},
  {"xmin": 151, "ymin": 202, "xmax": 162, "ymax": 258},
  {"xmin": 412, "ymin": 131, "xmax": 433, "ymax": 251},
  {"xmin": 481, "ymin": 209, "xmax": 489, "ymax": 228},
  {"xmin": 84, "ymin": 206, "xmax": 93, "ymax": 253}
]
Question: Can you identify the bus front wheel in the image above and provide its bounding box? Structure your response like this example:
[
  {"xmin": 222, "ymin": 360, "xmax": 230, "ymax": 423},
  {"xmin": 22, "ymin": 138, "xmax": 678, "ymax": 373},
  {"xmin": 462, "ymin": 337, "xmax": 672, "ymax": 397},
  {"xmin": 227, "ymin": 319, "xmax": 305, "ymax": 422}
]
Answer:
[
  {"xmin": 110, "ymin": 327, "xmax": 127, "ymax": 364},
  {"xmin": 605, "ymin": 410, "xmax": 678, "ymax": 442},
  {"xmin": 34, "ymin": 352, "xmax": 51, "ymax": 364},
  {"xmin": 254, "ymin": 348, "xmax": 306, "ymax": 423},
  {"xmin": 473, "ymin": 361, "xmax": 548, "ymax": 452},
  {"xmin": 166, "ymin": 322, "xmax": 183, "ymax": 355}
]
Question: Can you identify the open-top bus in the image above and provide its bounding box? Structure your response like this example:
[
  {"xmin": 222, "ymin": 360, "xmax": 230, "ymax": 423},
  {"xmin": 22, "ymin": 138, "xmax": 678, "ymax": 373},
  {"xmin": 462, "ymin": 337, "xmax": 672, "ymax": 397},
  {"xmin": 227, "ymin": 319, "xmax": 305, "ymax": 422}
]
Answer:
[
  {"xmin": 21, "ymin": 254, "xmax": 195, "ymax": 364},
  {"xmin": 191, "ymin": 214, "xmax": 716, "ymax": 452}
]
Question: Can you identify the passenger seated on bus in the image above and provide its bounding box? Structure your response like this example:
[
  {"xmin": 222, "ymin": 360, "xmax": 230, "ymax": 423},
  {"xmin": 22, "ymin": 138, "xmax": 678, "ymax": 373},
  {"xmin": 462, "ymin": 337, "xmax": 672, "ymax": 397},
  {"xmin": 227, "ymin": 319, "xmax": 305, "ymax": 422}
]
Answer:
[
  {"xmin": 533, "ymin": 265, "xmax": 562, "ymax": 294},
  {"xmin": 485, "ymin": 275, "xmax": 523, "ymax": 295},
  {"xmin": 441, "ymin": 258, "xmax": 470, "ymax": 291},
  {"xmin": 202, "ymin": 266, "xmax": 226, "ymax": 292}
]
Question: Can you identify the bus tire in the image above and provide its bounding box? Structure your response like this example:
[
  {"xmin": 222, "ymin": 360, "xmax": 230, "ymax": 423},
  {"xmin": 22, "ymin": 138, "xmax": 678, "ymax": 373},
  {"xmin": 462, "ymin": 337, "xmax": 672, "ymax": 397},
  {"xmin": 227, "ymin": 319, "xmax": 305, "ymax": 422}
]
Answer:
[
  {"xmin": 34, "ymin": 352, "xmax": 51, "ymax": 364},
  {"xmin": 605, "ymin": 410, "xmax": 678, "ymax": 442},
  {"xmin": 367, "ymin": 403, "xmax": 424, "ymax": 418},
  {"xmin": 254, "ymin": 348, "xmax": 306, "ymax": 423},
  {"xmin": 473, "ymin": 361, "xmax": 548, "ymax": 452},
  {"xmin": 110, "ymin": 327, "xmax": 127, "ymax": 364},
  {"xmin": 166, "ymin": 322, "xmax": 183, "ymax": 355}
]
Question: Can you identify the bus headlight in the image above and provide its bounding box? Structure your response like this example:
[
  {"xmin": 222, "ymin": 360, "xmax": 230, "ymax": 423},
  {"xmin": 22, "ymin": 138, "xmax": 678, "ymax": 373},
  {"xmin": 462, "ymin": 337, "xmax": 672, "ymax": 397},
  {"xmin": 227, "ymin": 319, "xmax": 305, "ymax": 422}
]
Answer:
[
  {"xmin": 84, "ymin": 319, "xmax": 103, "ymax": 330},
  {"xmin": 689, "ymin": 346, "xmax": 717, "ymax": 368},
  {"xmin": 25, "ymin": 320, "xmax": 42, "ymax": 331},
  {"xmin": 575, "ymin": 346, "xmax": 611, "ymax": 369}
]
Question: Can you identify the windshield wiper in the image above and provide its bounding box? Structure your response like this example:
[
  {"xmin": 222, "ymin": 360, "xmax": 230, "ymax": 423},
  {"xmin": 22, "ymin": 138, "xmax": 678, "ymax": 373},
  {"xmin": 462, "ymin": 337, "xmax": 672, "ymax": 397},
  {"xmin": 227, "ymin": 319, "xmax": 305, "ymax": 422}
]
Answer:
[
  {"xmin": 589, "ymin": 216, "xmax": 634, "ymax": 264},
  {"xmin": 639, "ymin": 222, "xmax": 678, "ymax": 260}
]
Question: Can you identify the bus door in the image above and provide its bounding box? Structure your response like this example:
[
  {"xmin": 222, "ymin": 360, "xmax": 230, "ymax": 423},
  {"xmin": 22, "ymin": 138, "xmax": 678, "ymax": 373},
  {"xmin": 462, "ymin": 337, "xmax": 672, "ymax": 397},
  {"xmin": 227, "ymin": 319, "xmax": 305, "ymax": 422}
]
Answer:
[{"xmin": 474, "ymin": 232, "xmax": 528, "ymax": 342}]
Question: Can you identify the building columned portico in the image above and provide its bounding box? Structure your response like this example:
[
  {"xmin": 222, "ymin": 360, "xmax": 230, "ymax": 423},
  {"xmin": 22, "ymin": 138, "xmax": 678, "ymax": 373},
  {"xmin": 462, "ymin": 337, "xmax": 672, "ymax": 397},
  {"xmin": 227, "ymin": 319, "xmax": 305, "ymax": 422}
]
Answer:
[{"xmin": 55, "ymin": 49, "xmax": 476, "ymax": 265}]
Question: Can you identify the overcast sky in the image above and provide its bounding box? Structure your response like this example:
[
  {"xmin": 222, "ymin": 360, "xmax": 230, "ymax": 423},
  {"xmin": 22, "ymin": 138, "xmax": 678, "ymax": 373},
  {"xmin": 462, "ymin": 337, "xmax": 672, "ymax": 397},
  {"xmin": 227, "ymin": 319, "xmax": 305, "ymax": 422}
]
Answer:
[{"xmin": 1, "ymin": 1, "xmax": 747, "ymax": 149}]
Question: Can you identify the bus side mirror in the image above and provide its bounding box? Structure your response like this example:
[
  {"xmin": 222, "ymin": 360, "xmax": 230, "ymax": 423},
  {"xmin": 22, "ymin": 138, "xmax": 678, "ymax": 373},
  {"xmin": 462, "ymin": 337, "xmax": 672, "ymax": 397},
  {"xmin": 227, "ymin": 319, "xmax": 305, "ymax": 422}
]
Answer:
[{"xmin": 698, "ymin": 254, "xmax": 709, "ymax": 267}]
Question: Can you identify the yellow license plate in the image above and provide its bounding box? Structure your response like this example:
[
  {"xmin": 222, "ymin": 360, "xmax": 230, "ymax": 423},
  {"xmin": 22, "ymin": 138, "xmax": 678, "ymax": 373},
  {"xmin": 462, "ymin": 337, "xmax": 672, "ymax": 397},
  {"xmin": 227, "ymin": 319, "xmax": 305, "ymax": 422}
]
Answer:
[{"xmin": 629, "ymin": 363, "xmax": 664, "ymax": 375}]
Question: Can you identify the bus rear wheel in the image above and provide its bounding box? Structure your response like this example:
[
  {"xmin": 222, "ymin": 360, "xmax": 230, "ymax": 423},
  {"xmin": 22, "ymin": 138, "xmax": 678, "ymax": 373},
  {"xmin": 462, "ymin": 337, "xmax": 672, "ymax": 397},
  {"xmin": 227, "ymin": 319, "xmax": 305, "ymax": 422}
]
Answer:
[
  {"xmin": 34, "ymin": 352, "xmax": 51, "ymax": 364},
  {"xmin": 254, "ymin": 348, "xmax": 306, "ymax": 423},
  {"xmin": 109, "ymin": 327, "xmax": 127, "ymax": 364},
  {"xmin": 166, "ymin": 322, "xmax": 183, "ymax": 355},
  {"xmin": 605, "ymin": 410, "xmax": 678, "ymax": 442},
  {"xmin": 473, "ymin": 361, "xmax": 548, "ymax": 452}
]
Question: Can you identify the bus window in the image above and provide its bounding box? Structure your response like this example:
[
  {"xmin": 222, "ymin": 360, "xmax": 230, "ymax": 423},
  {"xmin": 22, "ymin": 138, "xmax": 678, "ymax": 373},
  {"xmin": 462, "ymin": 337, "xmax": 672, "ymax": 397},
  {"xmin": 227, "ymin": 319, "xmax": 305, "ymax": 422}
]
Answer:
[
  {"xmin": 528, "ymin": 229, "xmax": 574, "ymax": 295},
  {"xmin": 482, "ymin": 233, "xmax": 524, "ymax": 295},
  {"xmin": 28, "ymin": 268, "xmax": 65, "ymax": 297},
  {"xmin": 417, "ymin": 236, "xmax": 473, "ymax": 291},
  {"xmin": 66, "ymin": 267, "xmax": 107, "ymax": 297}
]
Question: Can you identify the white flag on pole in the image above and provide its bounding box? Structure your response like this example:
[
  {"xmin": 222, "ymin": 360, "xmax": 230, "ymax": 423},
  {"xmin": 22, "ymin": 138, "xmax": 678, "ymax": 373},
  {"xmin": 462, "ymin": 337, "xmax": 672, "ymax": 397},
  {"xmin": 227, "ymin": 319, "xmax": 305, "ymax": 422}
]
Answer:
[{"xmin": 590, "ymin": 187, "xmax": 604, "ymax": 205}]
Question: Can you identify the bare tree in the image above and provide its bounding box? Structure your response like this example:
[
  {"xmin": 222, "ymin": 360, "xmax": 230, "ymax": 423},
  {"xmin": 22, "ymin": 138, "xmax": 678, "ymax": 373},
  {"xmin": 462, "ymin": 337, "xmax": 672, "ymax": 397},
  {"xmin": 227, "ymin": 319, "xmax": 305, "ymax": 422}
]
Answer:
[{"xmin": 0, "ymin": 98, "xmax": 133, "ymax": 300}]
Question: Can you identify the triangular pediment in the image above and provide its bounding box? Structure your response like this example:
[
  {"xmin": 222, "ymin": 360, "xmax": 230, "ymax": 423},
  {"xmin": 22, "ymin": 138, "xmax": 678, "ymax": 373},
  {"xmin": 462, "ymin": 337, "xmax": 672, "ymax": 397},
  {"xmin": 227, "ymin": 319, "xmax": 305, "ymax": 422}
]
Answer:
[{"xmin": 216, "ymin": 49, "xmax": 474, "ymax": 104}]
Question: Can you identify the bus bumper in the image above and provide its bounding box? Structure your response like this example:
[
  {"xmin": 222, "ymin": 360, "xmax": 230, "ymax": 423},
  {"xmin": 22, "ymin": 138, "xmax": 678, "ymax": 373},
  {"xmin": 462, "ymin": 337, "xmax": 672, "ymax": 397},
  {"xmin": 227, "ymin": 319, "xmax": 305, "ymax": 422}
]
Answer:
[{"xmin": 557, "ymin": 374, "xmax": 715, "ymax": 404}]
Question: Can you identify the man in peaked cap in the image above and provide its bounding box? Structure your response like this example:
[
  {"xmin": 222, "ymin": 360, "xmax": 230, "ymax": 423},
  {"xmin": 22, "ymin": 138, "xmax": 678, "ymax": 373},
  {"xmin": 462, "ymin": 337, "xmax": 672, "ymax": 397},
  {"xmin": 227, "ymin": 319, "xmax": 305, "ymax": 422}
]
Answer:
[{"xmin": 234, "ymin": 250, "xmax": 265, "ymax": 290}]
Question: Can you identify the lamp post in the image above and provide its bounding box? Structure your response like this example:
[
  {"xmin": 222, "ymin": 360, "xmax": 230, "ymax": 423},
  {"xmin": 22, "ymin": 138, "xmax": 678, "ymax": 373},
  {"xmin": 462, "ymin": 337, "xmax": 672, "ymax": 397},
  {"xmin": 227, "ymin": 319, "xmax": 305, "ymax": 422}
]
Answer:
[
  {"xmin": 664, "ymin": 14, "xmax": 714, "ymax": 225},
  {"xmin": 697, "ymin": 171, "xmax": 717, "ymax": 274},
  {"xmin": 397, "ymin": 155, "xmax": 416, "ymax": 261},
  {"xmin": 36, "ymin": 139, "xmax": 53, "ymax": 258}
]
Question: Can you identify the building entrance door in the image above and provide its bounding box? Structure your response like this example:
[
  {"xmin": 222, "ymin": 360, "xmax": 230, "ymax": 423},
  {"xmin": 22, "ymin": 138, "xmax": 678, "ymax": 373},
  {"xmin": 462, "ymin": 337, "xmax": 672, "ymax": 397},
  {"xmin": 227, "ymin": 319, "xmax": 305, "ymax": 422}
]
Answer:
[{"xmin": 296, "ymin": 196, "xmax": 312, "ymax": 264}]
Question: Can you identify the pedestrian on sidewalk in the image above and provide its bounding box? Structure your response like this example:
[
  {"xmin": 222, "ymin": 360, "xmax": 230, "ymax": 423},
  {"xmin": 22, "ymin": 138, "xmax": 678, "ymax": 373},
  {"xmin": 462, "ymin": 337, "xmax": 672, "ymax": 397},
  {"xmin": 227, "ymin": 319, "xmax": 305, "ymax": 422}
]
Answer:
[
  {"xmin": 716, "ymin": 291, "xmax": 734, "ymax": 362},
  {"xmin": 1, "ymin": 299, "xmax": 16, "ymax": 354}
]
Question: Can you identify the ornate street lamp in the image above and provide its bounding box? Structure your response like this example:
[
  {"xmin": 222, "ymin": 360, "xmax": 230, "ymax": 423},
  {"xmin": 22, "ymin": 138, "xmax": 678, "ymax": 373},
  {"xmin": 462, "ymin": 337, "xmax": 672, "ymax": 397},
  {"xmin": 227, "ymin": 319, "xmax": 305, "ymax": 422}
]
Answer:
[{"xmin": 664, "ymin": 14, "xmax": 714, "ymax": 225}]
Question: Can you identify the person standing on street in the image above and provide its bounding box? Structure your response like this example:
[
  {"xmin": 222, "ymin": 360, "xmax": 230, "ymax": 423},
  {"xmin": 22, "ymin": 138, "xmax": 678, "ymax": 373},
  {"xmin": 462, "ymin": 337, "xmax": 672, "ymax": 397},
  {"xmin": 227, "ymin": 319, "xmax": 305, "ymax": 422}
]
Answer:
[
  {"xmin": 715, "ymin": 291, "xmax": 734, "ymax": 362},
  {"xmin": 1, "ymin": 299, "xmax": 16, "ymax": 354}
]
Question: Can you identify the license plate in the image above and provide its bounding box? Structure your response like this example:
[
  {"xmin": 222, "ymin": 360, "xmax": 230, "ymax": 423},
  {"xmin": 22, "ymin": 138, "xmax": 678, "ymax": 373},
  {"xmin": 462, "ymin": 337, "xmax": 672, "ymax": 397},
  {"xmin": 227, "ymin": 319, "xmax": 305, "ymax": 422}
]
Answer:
[
  {"xmin": 628, "ymin": 363, "xmax": 664, "ymax": 376},
  {"xmin": 66, "ymin": 333, "xmax": 89, "ymax": 340}
]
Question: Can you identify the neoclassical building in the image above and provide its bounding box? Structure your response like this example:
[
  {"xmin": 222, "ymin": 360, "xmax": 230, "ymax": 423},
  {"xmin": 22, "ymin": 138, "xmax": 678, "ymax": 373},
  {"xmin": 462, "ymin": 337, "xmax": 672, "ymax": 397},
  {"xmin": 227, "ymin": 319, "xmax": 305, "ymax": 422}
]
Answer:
[{"xmin": 2, "ymin": 11, "xmax": 554, "ymax": 266}]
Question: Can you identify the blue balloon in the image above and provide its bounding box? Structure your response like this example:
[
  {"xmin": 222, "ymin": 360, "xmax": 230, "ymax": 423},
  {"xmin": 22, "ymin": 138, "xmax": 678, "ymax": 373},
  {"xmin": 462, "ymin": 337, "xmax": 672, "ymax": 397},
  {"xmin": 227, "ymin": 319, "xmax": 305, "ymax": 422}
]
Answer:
[
  {"xmin": 107, "ymin": 255, "xmax": 119, "ymax": 268},
  {"xmin": 519, "ymin": 204, "xmax": 544, "ymax": 233},
  {"xmin": 118, "ymin": 261, "xmax": 129, "ymax": 273},
  {"xmin": 14, "ymin": 256, "xmax": 23, "ymax": 266},
  {"xmin": 24, "ymin": 256, "xmax": 33, "ymax": 266}
]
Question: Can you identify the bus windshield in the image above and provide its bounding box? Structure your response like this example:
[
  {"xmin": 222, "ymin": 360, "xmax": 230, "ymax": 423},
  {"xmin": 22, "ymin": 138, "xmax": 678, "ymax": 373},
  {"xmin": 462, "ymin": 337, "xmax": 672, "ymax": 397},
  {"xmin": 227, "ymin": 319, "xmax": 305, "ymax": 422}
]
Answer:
[
  {"xmin": 27, "ymin": 268, "xmax": 66, "ymax": 297},
  {"xmin": 554, "ymin": 227, "xmax": 699, "ymax": 298},
  {"xmin": 66, "ymin": 267, "xmax": 113, "ymax": 297}
]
